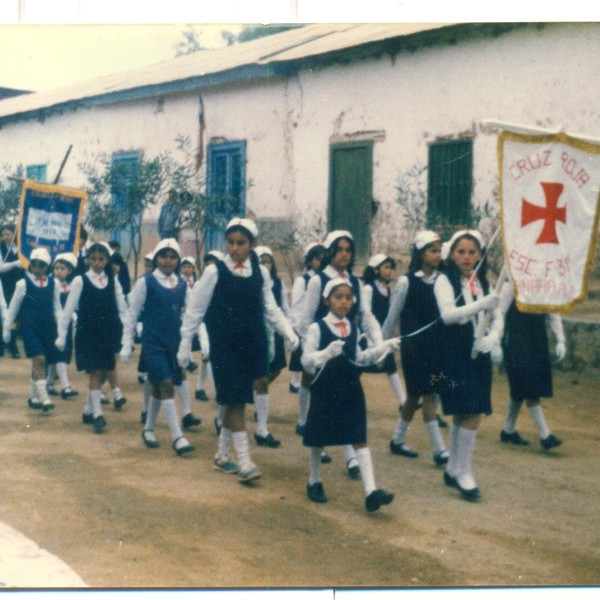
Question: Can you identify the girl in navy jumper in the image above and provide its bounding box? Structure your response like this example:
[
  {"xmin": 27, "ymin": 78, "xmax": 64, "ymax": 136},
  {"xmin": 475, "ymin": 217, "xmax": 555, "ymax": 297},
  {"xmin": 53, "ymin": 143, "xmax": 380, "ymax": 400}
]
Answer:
[
  {"xmin": 381, "ymin": 231, "xmax": 449, "ymax": 465},
  {"xmin": 253, "ymin": 245, "xmax": 290, "ymax": 448},
  {"xmin": 5, "ymin": 248, "xmax": 60, "ymax": 412},
  {"xmin": 47, "ymin": 252, "xmax": 78, "ymax": 399},
  {"xmin": 497, "ymin": 278, "xmax": 566, "ymax": 451},
  {"xmin": 121, "ymin": 239, "xmax": 197, "ymax": 456},
  {"xmin": 302, "ymin": 278, "xmax": 398, "ymax": 511},
  {"xmin": 289, "ymin": 242, "xmax": 325, "ymax": 435},
  {"xmin": 178, "ymin": 218, "xmax": 299, "ymax": 483},
  {"xmin": 299, "ymin": 230, "xmax": 383, "ymax": 475},
  {"xmin": 433, "ymin": 229, "xmax": 501, "ymax": 502},
  {"xmin": 57, "ymin": 242, "xmax": 127, "ymax": 433}
]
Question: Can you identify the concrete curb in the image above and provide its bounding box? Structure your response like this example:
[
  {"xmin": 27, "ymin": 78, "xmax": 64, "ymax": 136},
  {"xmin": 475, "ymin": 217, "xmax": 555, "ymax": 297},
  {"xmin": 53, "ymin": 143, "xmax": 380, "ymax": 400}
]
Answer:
[{"xmin": 0, "ymin": 521, "xmax": 86, "ymax": 588}]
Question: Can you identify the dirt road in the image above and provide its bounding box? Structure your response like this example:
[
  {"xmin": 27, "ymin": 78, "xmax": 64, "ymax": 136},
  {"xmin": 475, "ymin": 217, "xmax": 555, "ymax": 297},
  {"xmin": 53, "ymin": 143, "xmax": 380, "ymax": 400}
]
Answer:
[{"xmin": 0, "ymin": 351, "xmax": 598, "ymax": 588}]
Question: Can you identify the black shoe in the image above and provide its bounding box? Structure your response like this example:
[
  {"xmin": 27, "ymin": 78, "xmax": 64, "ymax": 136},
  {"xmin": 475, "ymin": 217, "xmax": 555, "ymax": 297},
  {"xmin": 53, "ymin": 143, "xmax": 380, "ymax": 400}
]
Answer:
[
  {"xmin": 541, "ymin": 433, "xmax": 563, "ymax": 451},
  {"xmin": 114, "ymin": 396, "xmax": 127, "ymax": 410},
  {"xmin": 389, "ymin": 440, "xmax": 419, "ymax": 458},
  {"xmin": 100, "ymin": 395, "xmax": 110, "ymax": 405},
  {"xmin": 82, "ymin": 412, "xmax": 94, "ymax": 425},
  {"xmin": 195, "ymin": 389, "xmax": 209, "ymax": 401},
  {"xmin": 443, "ymin": 471, "xmax": 458, "ymax": 488},
  {"xmin": 28, "ymin": 398, "xmax": 42, "ymax": 409},
  {"xmin": 295, "ymin": 423, "xmax": 306, "ymax": 436},
  {"xmin": 289, "ymin": 383, "xmax": 299, "ymax": 394},
  {"xmin": 214, "ymin": 416, "xmax": 221, "ymax": 436},
  {"xmin": 186, "ymin": 360, "xmax": 198, "ymax": 373},
  {"xmin": 433, "ymin": 450, "xmax": 450, "ymax": 466},
  {"xmin": 320, "ymin": 451, "xmax": 332, "ymax": 464},
  {"xmin": 500, "ymin": 430, "xmax": 530, "ymax": 445},
  {"xmin": 182, "ymin": 413, "xmax": 201, "ymax": 429},
  {"xmin": 93, "ymin": 415, "xmax": 106, "ymax": 434},
  {"xmin": 255, "ymin": 432, "xmax": 281, "ymax": 448},
  {"xmin": 60, "ymin": 387, "xmax": 78, "ymax": 399},
  {"xmin": 347, "ymin": 460, "xmax": 361, "ymax": 480},
  {"xmin": 142, "ymin": 430, "xmax": 160, "ymax": 448},
  {"xmin": 307, "ymin": 482, "xmax": 327, "ymax": 503},
  {"xmin": 46, "ymin": 385, "xmax": 59, "ymax": 396},
  {"xmin": 436, "ymin": 414, "xmax": 448, "ymax": 428},
  {"xmin": 365, "ymin": 489, "xmax": 394, "ymax": 512},
  {"xmin": 140, "ymin": 411, "xmax": 147, "ymax": 425},
  {"xmin": 456, "ymin": 481, "xmax": 481, "ymax": 502},
  {"xmin": 41, "ymin": 401, "xmax": 54, "ymax": 412},
  {"xmin": 172, "ymin": 436, "xmax": 194, "ymax": 456}
]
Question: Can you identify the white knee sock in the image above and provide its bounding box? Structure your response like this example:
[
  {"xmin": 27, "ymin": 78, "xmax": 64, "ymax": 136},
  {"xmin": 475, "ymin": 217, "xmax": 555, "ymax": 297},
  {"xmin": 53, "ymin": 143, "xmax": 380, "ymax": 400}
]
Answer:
[
  {"xmin": 90, "ymin": 389, "xmax": 103, "ymax": 417},
  {"xmin": 29, "ymin": 378, "xmax": 37, "ymax": 400},
  {"xmin": 528, "ymin": 404, "xmax": 550, "ymax": 439},
  {"xmin": 503, "ymin": 398, "xmax": 522, "ymax": 433},
  {"xmin": 35, "ymin": 379, "xmax": 50, "ymax": 405},
  {"xmin": 309, "ymin": 447, "xmax": 322, "ymax": 485},
  {"xmin": 112, "ymin": 387, "xmax": 123, "ymax": 401},
  {"xmin": 145, "ymin": 396, "xmax": 161, "ymax": 431},
  {"xmin": 161, "ymin": 398, "xmax": 184, "ymax": 441},
  {"xmin": 217, "ymin": 427, "xmax": 232, "ymax": 457},
  {"xmin": 392, "ymin": 418, "xmax": 410, "ymax": 444},
  {"xmin": 388, "ymin": 372, "xmax": 406, "ymax": 406},
  {"xmin": 216, "ymin": 403, "xmax": 226, "ymax": 427},
  {"xmin": 176, "ymin": 383, "xmax": 192, "ymax": 416},
  {"xmin": 291, "ymin": 371, "xmax": 301, "ymax": 387},
  {"xmin": 446, "ymin": 424, "xmax": 459, "ymax": 476},
  {"xmin": 344, "ymin": 444, "xmax": 357, "ymax": 466},
  {"xmin": 56, "ymin": 362, "xmax": 70, "ymax": 389},
  {"xmin": 46, "ymin": 364, "xmax": 56, "ymax": 386},
  {"xmin": 455, "ymin": 427, "xmax": 477, "ymax": 490},
  {"xmin": 196, "ymin": 362, "xmax": 207, "ymax": 391},
  {"xmin": 232, "ymin": 431, "xmax": 253, "ymax": 469},
  {"xmin": 355, "ymin": 447, "xmax": 377, "ymax": 495},
  {"xmin": 425, "ymin": 418, "xmax": 446, "ymax": 454},
  {"xmin": 84, "ymin": 391, "xmax": 93, "ymax": 415},
  {"xmin": 298, "ymin": 386, "xmax": 310, "ymax": 426},
  {"xmin": 142, "ymin": 378, "xmax": 152, "ymax": 412},
  {"xmin": 254, "ymin": 392, "xmax": 270, "ymax": 437}
]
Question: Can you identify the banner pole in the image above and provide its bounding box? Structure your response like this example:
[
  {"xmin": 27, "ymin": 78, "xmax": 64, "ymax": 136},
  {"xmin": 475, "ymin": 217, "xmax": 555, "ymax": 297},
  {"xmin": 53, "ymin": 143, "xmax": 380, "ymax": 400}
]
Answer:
[
  {"xmin": 481, "ymin": 119, "xmax": 600, "ymax": 144},
  {"xmin": 53, "ymin": 144, "xmax": 73, "ymax": 185}
]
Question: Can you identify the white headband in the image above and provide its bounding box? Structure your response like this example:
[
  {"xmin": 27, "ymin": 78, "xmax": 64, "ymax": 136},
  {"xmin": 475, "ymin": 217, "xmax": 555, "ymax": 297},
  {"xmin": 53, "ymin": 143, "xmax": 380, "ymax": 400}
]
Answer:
[{"xmin": 322, "ymin": 276, "xmax": 353, "ymax": 299}]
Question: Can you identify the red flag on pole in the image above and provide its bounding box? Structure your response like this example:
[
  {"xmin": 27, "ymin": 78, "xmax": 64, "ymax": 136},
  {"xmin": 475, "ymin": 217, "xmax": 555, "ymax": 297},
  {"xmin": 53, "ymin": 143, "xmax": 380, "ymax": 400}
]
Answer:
[{"xmin": 195, "ymin": 93, "xmax": 206, "ymax": 172}]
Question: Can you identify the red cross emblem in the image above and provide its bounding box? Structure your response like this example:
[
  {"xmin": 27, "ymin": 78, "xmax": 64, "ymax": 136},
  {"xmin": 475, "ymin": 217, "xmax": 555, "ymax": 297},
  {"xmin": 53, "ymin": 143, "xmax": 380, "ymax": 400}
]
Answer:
[{"xmin": 521, "ymin": 182, "xmax": 566, "ymax": 244}]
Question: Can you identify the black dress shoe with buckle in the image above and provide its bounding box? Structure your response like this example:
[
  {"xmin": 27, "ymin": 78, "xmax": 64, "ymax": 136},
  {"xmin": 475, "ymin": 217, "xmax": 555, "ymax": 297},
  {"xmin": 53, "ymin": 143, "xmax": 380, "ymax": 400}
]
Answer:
[
  {"xmin": 182, "ymin": 413, "xmax": 201, "ymax": 429},
  {"xmin": 365, "ymin": 489, "xmax": 394, "ymax": 512},
  {"xmin": 500, "ymin": 430, "xmax": 529, "ymax": 445},
  {"xmin": 541, "ymin": 433, "xmax": 563, "ymax": 450},
  {"xmin": 255, "ymin": 432, "xmax": 281, "ymax": 448},
  {"xmin": 456, "ymin": 482, "xmax": 481, "ymax": 502},
  {"xmin": 307, "ymin": 482, "xmax": 328, "ymax": 503},
  {"xmin": 443, "ymin": 471, "xmax": 458, "ymax": 488},
  {"xmin": 389, "ymin": 440, "xmax": 419, "ymax": 458}
]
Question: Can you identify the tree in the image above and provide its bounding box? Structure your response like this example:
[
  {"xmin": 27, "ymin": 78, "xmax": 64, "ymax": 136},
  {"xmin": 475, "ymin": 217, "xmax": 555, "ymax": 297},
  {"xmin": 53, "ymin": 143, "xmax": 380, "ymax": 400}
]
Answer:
[
  {"xmin": 80, "ymin": 154, "xmax": 164, "ymax": 279},
  {"xmin": 173, "ymin": 26, "xmax": 204, "ymax": 56},
  {"xmin": 0, "ymin": 164, "xmax": 24, "ymax": 225}
]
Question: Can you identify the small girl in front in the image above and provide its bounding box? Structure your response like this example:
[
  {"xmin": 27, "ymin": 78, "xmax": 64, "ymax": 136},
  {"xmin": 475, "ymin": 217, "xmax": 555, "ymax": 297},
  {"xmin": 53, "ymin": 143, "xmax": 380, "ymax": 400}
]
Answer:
[
  {"xmin": 302, "ymin": 277, "xmax": 398, "ymax": 512},
  {"xmin": 57, "ymin": 242, "xmax": 127, "ymax": 433},
  {"xmin": 433, "ymin": 229, "xmax": 501, "ymax": 502},
  {"xmin": 121, "ymin": 239, "xmax": 197, "ymax": 456},
  {"xmin": 178, "ymin": 218, "xmax": 299, "ymax": 483},
  {"xmin": 5, "ymin": 248, "xmax": 59, "ymax": 411}
]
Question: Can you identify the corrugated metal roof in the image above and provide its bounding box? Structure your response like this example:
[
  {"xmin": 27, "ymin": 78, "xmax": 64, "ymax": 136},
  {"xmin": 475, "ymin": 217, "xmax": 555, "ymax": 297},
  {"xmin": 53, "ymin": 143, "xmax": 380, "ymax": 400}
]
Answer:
[{"xmin": 0, "ymin": 22, "xmax": 451, "ymax": 122}]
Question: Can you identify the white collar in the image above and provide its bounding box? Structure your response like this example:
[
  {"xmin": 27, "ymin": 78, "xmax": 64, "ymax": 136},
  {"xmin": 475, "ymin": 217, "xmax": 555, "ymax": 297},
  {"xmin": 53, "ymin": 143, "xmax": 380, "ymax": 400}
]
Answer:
[
  {"xmin": 224, "ymin": 254, "xmax": 251, "ymax": 271},
  {"xmin": 324, "ymin": 312, "xmax": 349, "ymax": 326},
  {"xmin": 153, "ymin": 268, "xmax": 177, "ymax": 281},
  {"xmin": 323, "ymin": 264, "xmax": 349, "ymax": 280}
]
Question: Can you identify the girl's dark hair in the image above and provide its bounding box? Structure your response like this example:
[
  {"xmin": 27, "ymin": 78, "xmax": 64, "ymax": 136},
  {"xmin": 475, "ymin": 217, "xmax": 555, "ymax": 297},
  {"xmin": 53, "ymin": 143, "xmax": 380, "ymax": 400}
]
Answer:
[
  {"xmin": 53, "ymin": 259, "xmax": 76, "ymax": 283},
  {"xmin": 1, "ymin": 223, "xmax": 16, "ymax": 233},
  {"xmin": 151, "ymin": 248, "xmax": 180, "ymax": 274},
  {"xmin": 320, "ymin": 236, "xmax": 355, "ymax": 272},
  {"xmin": 109, "ymin": 251, "xmax": 126, "ymax": 269},
  {"xmin": 225, "ymin": 225, "xmax": 255, "ymax": 244},
  {"xmin": 87, "ymin": 242, "xmax": 114, "ymax": 278},
  {"xmin": 362, "ymin": 258, "xmax": 396, "ymax": 285},
  {"xmin": 443, "ymin": 233, "xmax": 488, "ymax": 283},
  {"xmin": 258, "ymin": 251, "xmax": 279, "ymax": 282},
  {"xmin": 304, "ymin": 245, "xmax": 325, "ymax": 269}
]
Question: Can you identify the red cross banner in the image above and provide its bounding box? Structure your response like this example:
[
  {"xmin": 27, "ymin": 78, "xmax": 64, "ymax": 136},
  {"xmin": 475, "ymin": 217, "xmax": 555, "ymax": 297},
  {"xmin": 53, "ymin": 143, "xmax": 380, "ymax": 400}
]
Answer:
[{"xmin": 499, "ymin": 130, "xmax": 600, "ymax": 313}]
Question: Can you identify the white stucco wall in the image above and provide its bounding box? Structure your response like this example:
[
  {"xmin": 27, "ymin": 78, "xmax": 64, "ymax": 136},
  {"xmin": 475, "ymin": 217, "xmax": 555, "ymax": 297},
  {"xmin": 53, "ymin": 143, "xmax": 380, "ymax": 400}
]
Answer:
[{"xmin": 0, "ymin": 23, "xmax": 597, "ymax": 257}]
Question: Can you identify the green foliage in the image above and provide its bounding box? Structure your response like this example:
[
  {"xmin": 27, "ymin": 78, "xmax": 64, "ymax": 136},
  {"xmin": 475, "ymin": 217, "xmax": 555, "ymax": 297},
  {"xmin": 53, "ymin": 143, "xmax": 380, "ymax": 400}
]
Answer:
[
  {"xmin": 174, "ymin": 26, "xmax": 204, "ymax": 57},
  {"xmin": 0, "ymin": 164, "xmax": 24, "ymax": 225}
]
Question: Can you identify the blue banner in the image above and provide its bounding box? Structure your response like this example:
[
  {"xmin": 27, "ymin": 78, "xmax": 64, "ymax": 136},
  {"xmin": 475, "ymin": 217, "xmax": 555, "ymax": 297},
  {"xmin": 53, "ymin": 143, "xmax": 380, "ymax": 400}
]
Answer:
[{"xmin": 17, "ymin": 180, "xmax": 86, "ymax": 267}]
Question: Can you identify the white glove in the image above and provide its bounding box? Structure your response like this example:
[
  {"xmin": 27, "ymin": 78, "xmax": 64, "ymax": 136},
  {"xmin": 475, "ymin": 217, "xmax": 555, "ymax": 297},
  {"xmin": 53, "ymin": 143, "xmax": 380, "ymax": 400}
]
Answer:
[
  {"xmin": 475, "ymin": 331, "xmax": 499, "ymax": 354},
  {"xmin": 177, "ymin": 345, "xmax": 191, "ymax": 369},
  {"xmin": 324, "ymin": 339, "xmax": 345, "ymax": 360},
  {"xmin": 385, "ymin": 337, "xmax": 401, "ymax": 352},
  {"xmin": 555, "ymin": 341, "xmax": 566, "ymax": 362},
  {"xmin": 479, "ymin": 292, "xmax": 500, "ymax": 311},
  {"xmin": 55, "ymin": 336, "xmax": 66, "ymax": 352},
  {"xmin": 286, "ymin": 332, "xmax": 300, "ymax": 353},
  {"xmin": 491, "ymin": 343, "xmax": 503, "ymax": 365}
]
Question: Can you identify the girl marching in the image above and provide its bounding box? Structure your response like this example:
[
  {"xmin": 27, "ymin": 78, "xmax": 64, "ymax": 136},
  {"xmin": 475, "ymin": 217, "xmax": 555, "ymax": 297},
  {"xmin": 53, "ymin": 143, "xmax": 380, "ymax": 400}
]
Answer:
[
  {"xmin": 381, "ymin": 231, "xmax": 449, "ymax": 466},
  {"xmin": 302, "ymin": 277, "xmax": 398, "ymax": 511},
  {"xmin": 433, "ymin": 229, "xmax": 501, "ymax": 502},
  {"xmin": 178, "ymin": 218, "xmax": 299, "ymax": 483}
]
